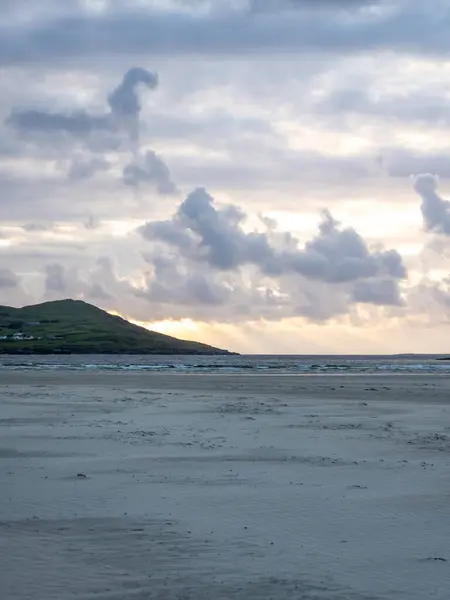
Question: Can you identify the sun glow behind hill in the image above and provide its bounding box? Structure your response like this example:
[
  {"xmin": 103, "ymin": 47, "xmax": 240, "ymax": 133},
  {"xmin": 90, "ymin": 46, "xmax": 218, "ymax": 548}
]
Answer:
[
  {"xmin": 108, "ymin": 312, "xmax": 200, "ymax": 338},
  {"xmin": 106, "ymin": 308, "xmax": 450, "ymax": 356},
  {"xmin": 107, "ymin": 310, "xmax": 247, "ymax": 352}
]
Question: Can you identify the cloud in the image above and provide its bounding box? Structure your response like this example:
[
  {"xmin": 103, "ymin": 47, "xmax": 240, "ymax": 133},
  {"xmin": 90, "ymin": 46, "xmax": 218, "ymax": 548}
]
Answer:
[
  {"xmin": 138, "ymin": 255, "xmax": 228, "ymax": 308},
  {"xmin": 3, "ymin": 1, "xmax": 449, "ymax": 337},
  {"xmin": 0, "ymin": 1, "xmax": 448, "ymax": 67},
  {"xmin": 107, "ymin": 67, "xmax": 158, "ymax": 119},
  {"xmin": 412, "ymin": 173, "xmax": 450, "ymax": 235},
  {"xmin": 7, "ymin": 110, "xmax": 110, "ymax": 137},
  {"xmin": 86, "ymin": 282, "xmax": 111, "ymax": 301},
  {"xmin": 250, "ymin": 0, "xmax": 381, "ymax": 11},
  {"xmin": 44, "ymin": 263, "xmax": 67, "ymax": 294},
  {"xmin": 36, "ymin": 257, "xmax": 129, "ymax": 307},
  {"xmin": 0, "ymin": 268, "xmax": 20, "ymax": 289},
  {"xmin": 314, "ymin": 87, "xmax": 450, "ymax": 129},
  {"xmin": 68, "ymin": 156, "xmax": 111, "ymax": 181},
  {"xmin": 6, "ymin": 67, "xmax": 158, "ymax": 146},
  {"xmin": 123, "ymin": 150, "xmax": 178, "ymax": 195},
  {"xmin": 140, "ymin": 187, "xmax": 406, "ymax": 286},
  {"xmin": 22, "ymin": 222, "xmax": 53, "ymax": 232},
  {"xmin": 0, "ymin": 266, "xmax": 32, "ymax": 307},
  {"xmin": 382, "ymin": 151, "xmax": 450, "ymax": 179},
  {"xmin": 83, "ymin": 213, "xmax": 101, "ymax": 230},
  {"xmin": 137, "ymin": 187, "xmax": 406, "ymax": 318},
  {"xmin": 351, "ymin": 278, "xmax": 402, "ymax": 306}
]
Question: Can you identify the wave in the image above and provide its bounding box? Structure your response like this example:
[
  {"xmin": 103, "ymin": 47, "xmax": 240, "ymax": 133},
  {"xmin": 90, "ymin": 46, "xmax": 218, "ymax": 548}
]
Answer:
[{"xmin": 1, "ymin": 356, "xmax": 450, "ymax": 374}]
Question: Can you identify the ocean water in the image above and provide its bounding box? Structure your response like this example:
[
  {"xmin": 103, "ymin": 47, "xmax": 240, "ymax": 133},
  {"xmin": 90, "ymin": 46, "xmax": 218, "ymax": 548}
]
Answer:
[{"xmin": 1, "ymin": 354, "xmax": 450, "ymax": 374}]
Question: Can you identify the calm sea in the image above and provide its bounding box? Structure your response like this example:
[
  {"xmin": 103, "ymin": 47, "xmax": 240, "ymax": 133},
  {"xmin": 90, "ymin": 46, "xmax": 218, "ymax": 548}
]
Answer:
[{"xmin": 1, "ymin": 354, "xmax": 450, "ymax": 374}]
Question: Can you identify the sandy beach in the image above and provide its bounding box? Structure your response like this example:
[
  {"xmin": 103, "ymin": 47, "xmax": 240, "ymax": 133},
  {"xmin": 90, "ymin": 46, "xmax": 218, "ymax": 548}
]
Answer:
[{"xmin": 1, "ymin": 371, "xmax": 450, "ymax": 599}]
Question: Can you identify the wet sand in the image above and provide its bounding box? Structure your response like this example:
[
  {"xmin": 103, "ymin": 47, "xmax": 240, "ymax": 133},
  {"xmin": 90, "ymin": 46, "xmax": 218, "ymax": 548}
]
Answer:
[{"xmin": 1, "ymin": 372, "xmax": 450, "ymax": 599}]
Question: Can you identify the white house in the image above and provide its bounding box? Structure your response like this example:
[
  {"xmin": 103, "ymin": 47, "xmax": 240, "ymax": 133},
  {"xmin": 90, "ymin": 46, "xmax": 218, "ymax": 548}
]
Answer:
[{"xmin": 12, "ymin": 333, "xmax": 34, "ymax": 341}]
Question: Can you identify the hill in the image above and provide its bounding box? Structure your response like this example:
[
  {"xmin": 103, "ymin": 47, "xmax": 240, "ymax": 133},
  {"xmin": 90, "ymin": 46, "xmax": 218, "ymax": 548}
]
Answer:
[{"xmin": 0, "ymin": 299, "xmax": 234, "ymax": 355}]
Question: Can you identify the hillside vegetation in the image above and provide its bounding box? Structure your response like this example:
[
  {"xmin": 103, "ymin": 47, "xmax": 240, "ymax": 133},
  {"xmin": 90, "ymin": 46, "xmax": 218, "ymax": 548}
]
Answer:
[{"xmin": 0, "ymin": 299, "xmax": 233, "ymax": 355}]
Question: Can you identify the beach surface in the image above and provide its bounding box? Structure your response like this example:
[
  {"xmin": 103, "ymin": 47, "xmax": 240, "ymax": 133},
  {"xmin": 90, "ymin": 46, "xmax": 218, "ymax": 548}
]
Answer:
[{"xmin": 1, "ymin": 371, "xmax": 450, "ymax": 599}]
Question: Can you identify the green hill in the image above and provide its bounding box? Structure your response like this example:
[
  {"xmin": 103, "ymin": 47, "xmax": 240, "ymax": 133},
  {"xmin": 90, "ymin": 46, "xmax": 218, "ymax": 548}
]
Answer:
[{"xmin": 0, "ymin": 299, "xmax": 234, "ymax": 355}]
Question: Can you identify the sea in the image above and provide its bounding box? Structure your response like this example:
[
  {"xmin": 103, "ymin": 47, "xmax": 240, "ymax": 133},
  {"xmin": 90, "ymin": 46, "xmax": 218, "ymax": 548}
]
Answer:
[{"xmin": 1, "ymin": 354, "xmax": 450, "ymax": 374}]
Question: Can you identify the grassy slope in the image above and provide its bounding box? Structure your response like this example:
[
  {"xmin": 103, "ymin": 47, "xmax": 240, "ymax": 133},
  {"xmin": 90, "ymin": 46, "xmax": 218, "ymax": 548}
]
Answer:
[{"xmin": 0, "ymin": 299, "xmax": 232, "ymax": 355}]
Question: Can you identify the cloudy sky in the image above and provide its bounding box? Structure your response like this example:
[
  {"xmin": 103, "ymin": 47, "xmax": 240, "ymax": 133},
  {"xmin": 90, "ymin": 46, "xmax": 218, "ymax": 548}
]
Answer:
[{"xmin": 2, "ymin": 0, "xmax": 450, "ymax": 353}]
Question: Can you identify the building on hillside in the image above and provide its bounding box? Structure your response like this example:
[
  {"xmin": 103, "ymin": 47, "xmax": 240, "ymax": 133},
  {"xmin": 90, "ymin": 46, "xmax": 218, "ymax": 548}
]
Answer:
[{"xmin": 12, "ymin": 333, "xmax": 34, "ymax": 341}]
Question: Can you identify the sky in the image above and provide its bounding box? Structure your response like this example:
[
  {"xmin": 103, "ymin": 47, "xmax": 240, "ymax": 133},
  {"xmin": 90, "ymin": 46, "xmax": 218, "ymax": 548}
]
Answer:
[{"xmin": 2, "ymin": 0, "xmax": 450, "ymax": 354}]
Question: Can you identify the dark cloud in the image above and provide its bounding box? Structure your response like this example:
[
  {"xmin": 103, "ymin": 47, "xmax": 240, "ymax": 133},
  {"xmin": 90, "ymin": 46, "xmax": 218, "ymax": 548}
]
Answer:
[
  {"xmin": 108, "ymin": 67, "xmax": 158, "ymax": 118},
  {"xmin": 139, "ymin": 187, "xmax": 406, "ymax": 302},
  {"xmin": 351, "ymin": 278, "xmax": 403, "ymax": 306},
  {"xmin": 6, "ymin": 67, "xmax": 157, "ymax": 144},
  {"xmin": 0, "ymin": 2, "xmax": 447, "ymax": 66},
  {"xmin": 123, "ymin": 150, "xmax": 178, "ymax": 195},
  {"xmin": 140, "ymin": 187, "xmax": 268, "ymax": 271},
  {"xmin": 7, "ymin": 110, "xmax": 110, "ymax": 136},
  {"xmin": 412, "ymin": 174, "xmax": 450, "ymax": 235}
]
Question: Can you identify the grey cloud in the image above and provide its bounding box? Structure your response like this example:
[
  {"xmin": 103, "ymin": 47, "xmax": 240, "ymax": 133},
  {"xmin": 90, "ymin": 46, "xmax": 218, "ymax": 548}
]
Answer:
[
  {"xmin": 287, "ymin": 0, "xmax": 379, "ymax": 4},
  {"xmin": 140, "ymin": 187, "xmax": 268, "ymax": 271},
  {"xmin": 139, "ymin": 187, "xmax": 406, "ymax": 297},
  {"xmin": 134, "ymin": 185, "xmax": 408, "ymax": 320},
  {"xmin": 412, "ymin": 173, "xmax": 450, "ymax": 235},
  {"xmin": 84, "ymin": 214, "xmax": 101, "ymax": 230},
  {"xmin": 42, "ymin": 258, "xmax": 116, "ymax": 303},
  {"xmin": 382, "ymin": 150, "xmax": 450, "ymax": 179},
  {"xmin": 0, "ymin": 141, "xmax": 438, "ymax": 230},
  {"xmin": 0, "ymin": 268, "xmax": 20, "ymax": 289},
  {"xmin": 123, "ymin": 150, "xmax": 178, "ymax": 195},
  {"xmin": 86, "ymin": 282, "xmax": 111, "ymax": 300},
  {"xmin": 408, "ymin": 276, "xmax": 450, "ymax": 322},
  {"xmin": 283, "ymin": 210, "xmax": 407, "ymax": 284},
  {"xmin": 141, "ymin": 111, "xmax": 276, "ymax": 148},
  {"xmin": 7, "ymin": 110, "xmax": 110, "ymax": 136},
  {"xmin": 44, "ymin": 263, "xmax": 66, "ymax": 293},
  {"xmin": 249, "ymin": 0, "xmax": 381, "ymax": 11},
  {"xmin": 0, "ymin": 2, "xmax": 448, "ymax": 66},
  {"xmin": 68, "ymin": 157, "xmax": 111, "ymax": 181},
  {"xmin": 0, "ymin": 266, "xmax": 32, "ymax": 309},
  {"xmin": 6, "ymin": 67, "xmax": 157, "ymax": 143},
  {"xmin": 108, "ymin": 67, "xmax": 158, "ymax": 118},
  {"xmin": 79, "ymin": 257, "xmax": 141, "ymax": 313},
  {"xmin": 140, "ymin": 263, "xmax": 227, "ymax": 308},
  {"xmin": 0, "ymin": 167, "xmax": 153, "ymax": 223},
  {"xmin": 315, "ymin": 88, "xmax": 450, "ymax": 129},
  {"xmin": 170, "ymin": 142, "xmax": 450, "ymax": 192},
  {"xmin": 352, "ymin": 278, "xmax": 403, "ymax": 306},
  {"xmin": 22, "ymin": 222, "xmax": 53, "ymax": 232},
  {"xmin": 137, "ymin": 251, "xmax": 298, "ymax": 321}
]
